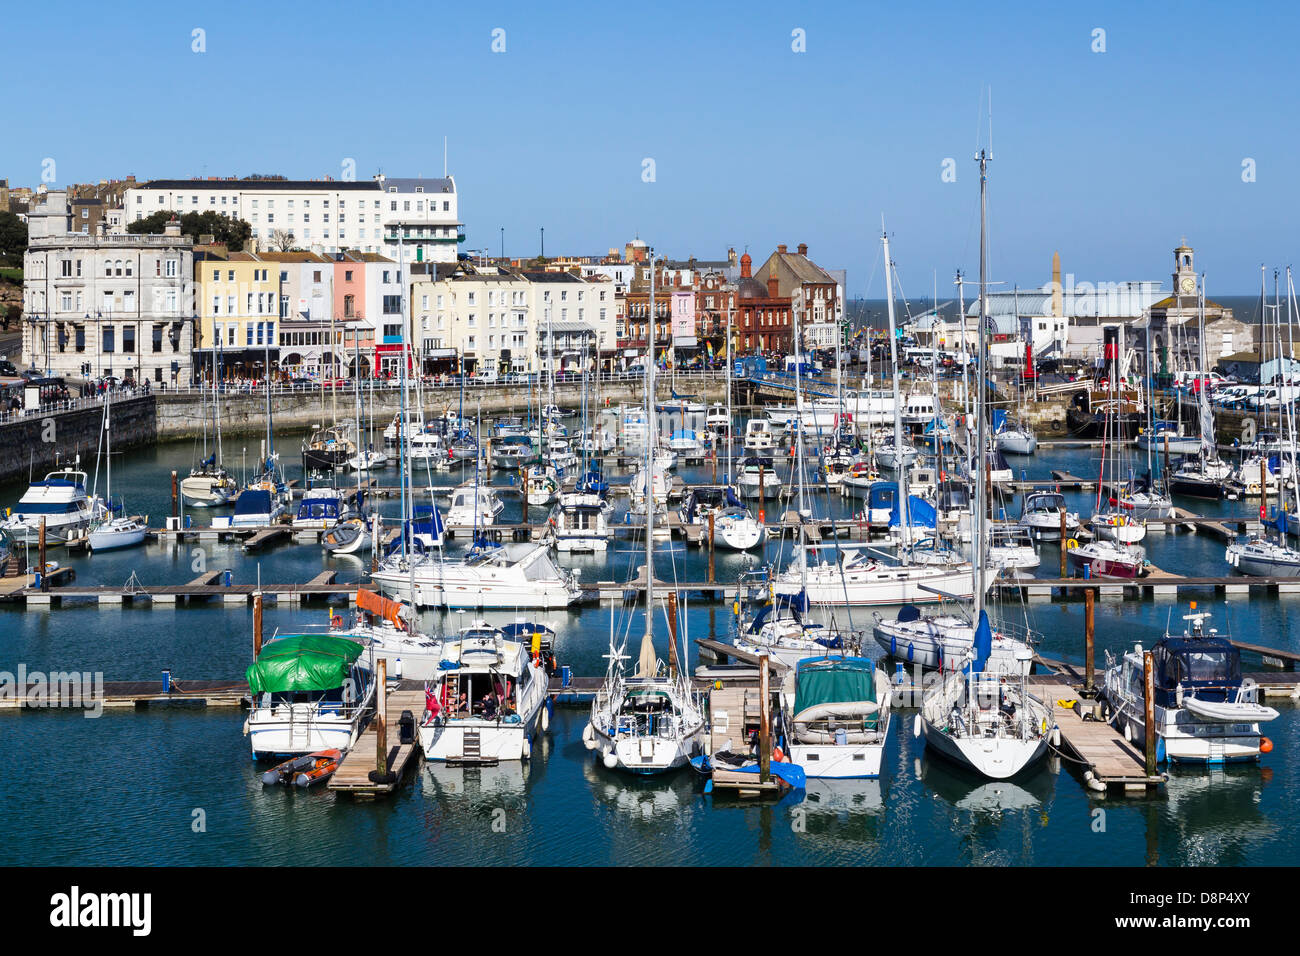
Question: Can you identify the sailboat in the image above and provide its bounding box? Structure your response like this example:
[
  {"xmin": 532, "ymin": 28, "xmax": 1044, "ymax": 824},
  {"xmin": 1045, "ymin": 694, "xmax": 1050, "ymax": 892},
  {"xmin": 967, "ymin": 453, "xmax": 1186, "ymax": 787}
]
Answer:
[
  {"xmin": 916, "ymin": 148, "xmax": 1053, "ymax": 781},
  {"xmin": 1168, "ymin": 276, "xmax": 1233, "ymax": 499},
  {"xmin": 584, "ymin": 250, "xmax": 706, "ymax": 775},
  {"xmin": 776, "ymin": 229, "xmax": 973, "ymax": 606},
  {"xmin": 86, "ymin": 392, "xmax": 147, "ymax": 552},
  {"xmin": 181, "ymin": 350, "xmax": 239, "ymax": 507}
]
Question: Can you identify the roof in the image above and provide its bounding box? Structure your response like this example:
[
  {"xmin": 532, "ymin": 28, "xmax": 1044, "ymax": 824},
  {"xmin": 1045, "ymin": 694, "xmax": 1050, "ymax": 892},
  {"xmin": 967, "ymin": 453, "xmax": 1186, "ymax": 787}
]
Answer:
[
  {"xmin": 965, "ymin": 283, "xmax": 1166, "ymax": 320},
  {"xmin": 140, "ymin": 179, "xmax": 378, "ymax": 191},
  {"xmin": 752, "ymin": 249, "xmax": 835, "ymax": 294},
  {"xmin": 376, "ymin": 177, "xmax": 454, "ymax": 194}
]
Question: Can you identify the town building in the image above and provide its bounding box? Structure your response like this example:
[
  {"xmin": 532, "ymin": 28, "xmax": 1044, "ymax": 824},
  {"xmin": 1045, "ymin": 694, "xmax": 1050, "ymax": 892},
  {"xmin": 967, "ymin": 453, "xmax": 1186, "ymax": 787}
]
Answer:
[
  {"xmin": 22, "ymin": 189, "xmax": 197, "ymax": 384},
  {"xmin": 123, "ymin": 174, "xmax": 462, "ymax": 263},
  {"xmin": 749, "ymin": 243, "xmax": 841, "ymax": 350}
]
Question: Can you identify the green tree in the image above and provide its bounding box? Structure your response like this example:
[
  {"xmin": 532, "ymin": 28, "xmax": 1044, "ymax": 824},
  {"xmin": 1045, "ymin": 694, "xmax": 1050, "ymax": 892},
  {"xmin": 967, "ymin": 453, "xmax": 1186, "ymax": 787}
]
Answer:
[
  {"xmin": 127, "ymin": 210, "xmax": 252, "ymax": 251},
  {"xmin": 0, "ymin": 211, "xmax": 28, "ymax": 267}
]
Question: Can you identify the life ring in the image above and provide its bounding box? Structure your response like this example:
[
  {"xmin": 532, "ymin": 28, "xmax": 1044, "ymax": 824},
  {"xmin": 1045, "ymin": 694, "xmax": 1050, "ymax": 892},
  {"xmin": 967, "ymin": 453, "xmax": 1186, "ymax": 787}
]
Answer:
[
  {"xmin": 1051, "ymin": 419, "xmax": 1063, "ymax": 432},
  {"xmin": 1065, "ymin": 538, "xmax": 1080, "ymax": 551}
]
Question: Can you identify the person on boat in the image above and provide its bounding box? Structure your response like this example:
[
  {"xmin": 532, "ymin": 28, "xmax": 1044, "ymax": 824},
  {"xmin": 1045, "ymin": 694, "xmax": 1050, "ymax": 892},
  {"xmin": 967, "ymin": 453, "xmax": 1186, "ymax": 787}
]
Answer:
[
  {"xmin": 425, "ymin": 688, "xmax": 441, "ymax": 721},
  {"xmin": 482, "ymin": 691, "xmax": 498, "ymax": 719}
]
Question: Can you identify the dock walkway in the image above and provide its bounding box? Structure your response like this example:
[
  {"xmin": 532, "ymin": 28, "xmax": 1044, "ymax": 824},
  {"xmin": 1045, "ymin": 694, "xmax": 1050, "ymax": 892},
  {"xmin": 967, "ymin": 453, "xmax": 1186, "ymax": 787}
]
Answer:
[{"xmin": 328, "ymin": 683, "xmax": 425, "ymax": 797}]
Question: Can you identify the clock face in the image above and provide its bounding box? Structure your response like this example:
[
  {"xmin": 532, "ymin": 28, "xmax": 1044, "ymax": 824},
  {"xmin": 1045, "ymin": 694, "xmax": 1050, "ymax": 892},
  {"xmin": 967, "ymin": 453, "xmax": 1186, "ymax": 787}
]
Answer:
[{"xmin": 1180, "ymin": 277, "xmax": 1195, "ymax": 294}]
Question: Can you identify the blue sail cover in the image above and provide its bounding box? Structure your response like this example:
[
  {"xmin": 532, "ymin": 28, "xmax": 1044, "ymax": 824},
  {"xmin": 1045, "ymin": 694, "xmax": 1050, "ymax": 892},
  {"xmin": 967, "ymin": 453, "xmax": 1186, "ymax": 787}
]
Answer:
[
  {"xmin": 972, "ymin": 610, "xmax": 993, "ymax": 670},
  {"xmin": 747, "ymin": 590, "xmax": 809, "ymax": 633},
  {"xmin": 991, "ymin": 409, "xmax": 1007, "ymax": 433},
  {"xmin": 868, "ymin": 482, "xmax": 898, "ymax": 513},
  {"xmin": 889, "ymin": 495, "xmax": 936, "ymax": 529}
]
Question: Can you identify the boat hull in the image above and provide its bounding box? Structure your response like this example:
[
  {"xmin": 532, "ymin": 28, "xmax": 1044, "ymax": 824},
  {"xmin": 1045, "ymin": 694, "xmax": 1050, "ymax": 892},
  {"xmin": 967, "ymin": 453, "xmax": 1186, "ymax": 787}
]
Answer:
[{"xmin": 921, "ymin": 720, "xmax": 1049, "ymax": 779}]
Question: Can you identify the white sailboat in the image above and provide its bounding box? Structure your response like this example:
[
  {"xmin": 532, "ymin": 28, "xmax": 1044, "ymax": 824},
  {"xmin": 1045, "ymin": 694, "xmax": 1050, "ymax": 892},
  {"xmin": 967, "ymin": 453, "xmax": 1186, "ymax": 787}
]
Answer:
[
  {"xmin": 86, "ymin": 393, "xmax": 146, "ymax": 551},
  {"xmin": 916, "ymin": 149, "xmax": 1053, "ymax": 780}
]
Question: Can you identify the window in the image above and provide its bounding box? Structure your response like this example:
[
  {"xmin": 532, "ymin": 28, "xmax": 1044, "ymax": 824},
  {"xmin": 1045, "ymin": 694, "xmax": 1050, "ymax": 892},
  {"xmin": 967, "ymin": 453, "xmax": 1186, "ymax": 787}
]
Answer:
[
  {"xmin": 75, "ymin": 326, "xmax": 85, "ymax": 352},
  {"xmin": 153, "ymin": 325, "xmax": 163, "ymax": 353},
  {"xmin": 345, "ymin": 270, "xmax": 353, "ymax": 281},
  {"xmin": 102, "ymin": 327, "xmax": 115, "ymax": 353},
  {"xmin": 123, "ymin": 326, "xmax": 135, "ymax": 353}
]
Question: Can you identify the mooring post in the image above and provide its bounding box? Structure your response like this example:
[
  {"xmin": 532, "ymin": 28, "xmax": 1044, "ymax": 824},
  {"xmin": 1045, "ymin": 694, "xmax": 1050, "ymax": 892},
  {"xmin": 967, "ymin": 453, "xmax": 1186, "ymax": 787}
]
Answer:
[
  {"xmin": 666, "ymin": 591, "xmax": 680, "ymax": 680},
  {"xmin": 1143, "ymin": 650, "xmax": 1157, "ymax": 776},
  {"xmin": 759, "ymin": 652, "xmax": 771, "ymax": 783},
  {"xmin": 375, "ymin": 656, "xmax": 388, "ymax": 776},
  {"xmin": 1260, "ymin": 457, "xmax": 1268, "ymax": 521},
  {"xmin": 253, "ymin": 592, "xmax": 264, "ymax": 658},
  {"xmin": 707, "ymin": 511, "xmax": 715, "ymax": 584},
  {"xmin": 39, "ymin": 517, "xmax": 48, "ymax": 592},
  {"xmin": 171, "ymin": 470, "xmax": 179, "ymax": 522},
  {"xmin": 1084, "ymin": 586, "xmax": 1095, "ymax": 695},
  {"xmin": 758, "ymin": 464, "xmax": 766, "ymax": 525},
  {"xmin": 1059, "ymin": 509, "xmax": 1067, "ymax": 577},
  {"xmin": 520, "ymin": 466, "xmax": 528, "ymax": 524}
]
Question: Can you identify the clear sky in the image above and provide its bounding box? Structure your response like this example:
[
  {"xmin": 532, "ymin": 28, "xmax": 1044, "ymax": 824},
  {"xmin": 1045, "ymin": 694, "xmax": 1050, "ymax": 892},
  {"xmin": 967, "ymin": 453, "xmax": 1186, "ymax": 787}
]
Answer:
[{"xmin": 5, "ymin": 0, "xmax": 1296, "ymax": 296}]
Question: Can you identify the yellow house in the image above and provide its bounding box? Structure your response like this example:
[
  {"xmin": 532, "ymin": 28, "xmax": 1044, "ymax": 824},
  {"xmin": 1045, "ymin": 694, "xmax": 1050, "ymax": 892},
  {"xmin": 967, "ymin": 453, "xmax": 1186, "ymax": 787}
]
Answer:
[{"xmin": 195, "ymin": 251, "xmax": 282, "ymax": 379}]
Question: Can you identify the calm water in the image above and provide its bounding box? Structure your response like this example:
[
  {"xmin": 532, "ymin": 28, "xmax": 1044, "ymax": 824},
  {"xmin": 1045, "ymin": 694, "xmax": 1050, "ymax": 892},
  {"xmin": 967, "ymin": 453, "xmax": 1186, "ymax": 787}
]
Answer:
[{"xmin": 1, "ymin": 420, "xmax": 1296, "ymax": 866}]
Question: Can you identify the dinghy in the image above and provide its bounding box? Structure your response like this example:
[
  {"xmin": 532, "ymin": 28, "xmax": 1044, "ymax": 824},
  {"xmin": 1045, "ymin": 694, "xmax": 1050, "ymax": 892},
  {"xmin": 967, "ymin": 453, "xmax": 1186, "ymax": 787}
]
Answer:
[{"xmin": 260, "ymin": 749, "xmax": 343, "ymax": 787}]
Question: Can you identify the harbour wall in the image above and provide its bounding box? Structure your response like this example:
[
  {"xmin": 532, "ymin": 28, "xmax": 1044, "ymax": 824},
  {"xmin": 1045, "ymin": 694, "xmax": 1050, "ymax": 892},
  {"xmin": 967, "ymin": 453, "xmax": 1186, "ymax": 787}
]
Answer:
[
  {"xmin": 154, "ymin": 378, "xmax": 730, "ymax": 442},
  {"xmin": 0, "ymin": 396, "xmax": 157, "ymax": 485}
]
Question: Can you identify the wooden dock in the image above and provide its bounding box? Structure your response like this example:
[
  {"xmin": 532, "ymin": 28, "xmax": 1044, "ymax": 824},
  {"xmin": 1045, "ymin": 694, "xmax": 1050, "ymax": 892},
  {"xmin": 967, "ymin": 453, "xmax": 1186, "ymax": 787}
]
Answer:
[
  {"xmin": 0, "ymin": 677, "xmax": 247, "ymax": 711},
  {"xmin": 328, "ymin": 682, "xmax": 425, "ymax": 798},
  {"xmin": 1030, "ymin": 682, "xmax": 1166, "ymax": 793}
]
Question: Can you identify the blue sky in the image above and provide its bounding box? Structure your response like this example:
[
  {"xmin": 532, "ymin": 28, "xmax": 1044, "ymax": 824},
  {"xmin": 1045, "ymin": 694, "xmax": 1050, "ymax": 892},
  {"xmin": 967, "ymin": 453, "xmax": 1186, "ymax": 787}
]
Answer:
[{"xmin": 5, "ymin": 0, "xmax": 1296, "ymax": 295}]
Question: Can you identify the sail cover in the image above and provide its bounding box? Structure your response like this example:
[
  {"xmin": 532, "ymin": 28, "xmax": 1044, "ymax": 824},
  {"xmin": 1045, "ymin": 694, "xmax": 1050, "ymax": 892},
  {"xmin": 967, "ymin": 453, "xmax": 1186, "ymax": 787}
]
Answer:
[
  {"xmin": 793, "ymin": 657, "xmax": 877, "ymax": 714},
  {"xmin": 246, "ymin": 634, "xmax": 364, "ymax": 694}
]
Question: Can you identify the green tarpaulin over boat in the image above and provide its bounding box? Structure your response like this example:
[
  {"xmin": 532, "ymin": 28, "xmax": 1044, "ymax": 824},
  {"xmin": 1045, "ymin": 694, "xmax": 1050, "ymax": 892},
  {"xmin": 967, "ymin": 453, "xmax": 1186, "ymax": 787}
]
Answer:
[
  {"xmin": 245, "ymin": 634, "xmax": 364, "ymax": 694},
  {"xmin": 793, "ymin": 657, "xmax": 876, "ymax": 714}
]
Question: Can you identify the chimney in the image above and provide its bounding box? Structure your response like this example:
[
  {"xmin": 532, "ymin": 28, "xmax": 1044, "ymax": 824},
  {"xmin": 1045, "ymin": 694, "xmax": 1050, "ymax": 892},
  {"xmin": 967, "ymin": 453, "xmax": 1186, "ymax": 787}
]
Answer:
[
  {"xmin": 767, "ymin": 275, "xmax": 780, "ymax": 297},
  {"xmin": 728, "ymin": 247, "xmax": 737, "ymax": 267},
  {"xmin": 1051, "ymin": 251, "xmax": 1062, "ymax": 318},
  {"xmin": 797, "ymin": 243, "xmax": 807, "ymax": 256},
  {"xmin": 777, "ymin": 244, "xmax": 787, "ymax": 254}
]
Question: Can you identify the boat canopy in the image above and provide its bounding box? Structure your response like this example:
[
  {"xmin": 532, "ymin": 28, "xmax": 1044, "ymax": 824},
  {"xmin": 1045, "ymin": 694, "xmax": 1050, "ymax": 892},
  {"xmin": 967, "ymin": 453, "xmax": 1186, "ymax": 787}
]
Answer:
[
  {"xmin": 793, "ymin": 657, "xmax": 877, "ymax": 714},
  {"xmin": 889, "ymin": 495, "xmax": 936, "ymax": 529},
  {"xmin": 246, "ymin": 634, "xmax": 364, "ymax": 694},
  {"xmin": 234, "ymin": 489, "xmax": 273, "ymax": 517},
  {"xmin": 747, "ymin": 590, "xmax": 810, "ymax": 633},
  {"xmin": 1151, "ymin": 635, "xmax": 1242, "ymax": 706}
]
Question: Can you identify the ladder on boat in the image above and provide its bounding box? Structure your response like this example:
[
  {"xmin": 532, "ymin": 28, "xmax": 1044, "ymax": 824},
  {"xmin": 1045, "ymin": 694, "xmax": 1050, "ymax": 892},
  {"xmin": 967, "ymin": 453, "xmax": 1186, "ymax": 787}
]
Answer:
[{"xmin": 462, "ymin": 730, "xmax": 482, "ymax": 761}]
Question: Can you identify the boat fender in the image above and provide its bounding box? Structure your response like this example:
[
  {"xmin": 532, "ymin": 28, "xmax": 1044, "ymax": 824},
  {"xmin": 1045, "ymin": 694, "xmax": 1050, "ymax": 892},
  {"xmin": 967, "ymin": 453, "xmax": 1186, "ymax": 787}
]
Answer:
[
  {"xmin": 1123, "ymin": 722, "xmax": 1132, "ymax": 743},
  {"xmin": 368, "ymin": 769, "xmax": 398, "ymax": 785},
  {"xmin": 602, "ymin": 751, "xmax": 618, "ymax": 770},
  {"xmin": 912, "ymin": 714, "xmax": 921, "ymax": 738},
  {"xmin": 890, "ymin": 635, "xmax": 897, "ymax": 657},
  {"xmin": 1261, "ymin": 736, "xmax": 1274, "ymax": 754},
  {"xmin": 523, "ymin": 737, "xmax": 531, "ymax": 759},
  {"xmin": 541, "ymin": 702, "xmax": 551, "ymax": 732},
  {"xmin": 1083, "ymin": 770, "xmax": 1105, "ymax": 792},
  {"xmin": 582, "ymin": 723, "xmax": 596, "ymax": 750},
  {"xmin": 1051, "ymin": 727, "xmax": 1061, "ymax": 748},
  {"xmin": 1156, "ymin": 737, "xmax": 1166, "ymax": 764},
  {"xmin": 773, "ymin": 746, "xmax": 784, "ymax": 763},
  {"xmin": 906, "ymin": 642, "xmax": 914, "ymax": 662}
]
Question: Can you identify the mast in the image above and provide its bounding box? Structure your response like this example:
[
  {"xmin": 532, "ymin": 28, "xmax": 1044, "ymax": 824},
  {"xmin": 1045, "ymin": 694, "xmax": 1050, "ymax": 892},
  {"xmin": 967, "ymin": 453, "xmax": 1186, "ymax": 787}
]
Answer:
[
  {"xmin": 641, "ymin": 253, "xmax": 657, "ymax": 659},
  {"xmin": 881, "ymin": 227, "xmax": 907, "ymax": 553},
  {"xmin": 725, "ymin": 299, "xmax": 733, "ymax": 483},
  {"xmin": 973, "ymin": 148, "xmax": 990, "ymax": 618}
]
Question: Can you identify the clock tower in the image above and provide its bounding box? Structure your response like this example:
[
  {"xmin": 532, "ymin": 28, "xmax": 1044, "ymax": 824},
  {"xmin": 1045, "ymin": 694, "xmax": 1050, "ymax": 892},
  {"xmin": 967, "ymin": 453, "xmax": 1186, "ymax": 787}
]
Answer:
[{"xmin": 1173, "ymin": 239, "xmax": 1196, "ymax": 302}]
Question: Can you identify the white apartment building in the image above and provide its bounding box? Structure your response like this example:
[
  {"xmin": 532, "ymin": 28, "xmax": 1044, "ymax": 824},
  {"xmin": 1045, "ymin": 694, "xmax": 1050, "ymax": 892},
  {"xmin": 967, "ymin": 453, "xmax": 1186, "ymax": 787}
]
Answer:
[
  {"xmin": 123, "ymin": 174, "xmax": 462, "ymax": 263},
  {"xmin": 410, "ymin": 269, "xmax": 617, "ymax": 375},
  {"xmin": 22, "ymin": 190, "xmax": 197, "ymax": 383}
]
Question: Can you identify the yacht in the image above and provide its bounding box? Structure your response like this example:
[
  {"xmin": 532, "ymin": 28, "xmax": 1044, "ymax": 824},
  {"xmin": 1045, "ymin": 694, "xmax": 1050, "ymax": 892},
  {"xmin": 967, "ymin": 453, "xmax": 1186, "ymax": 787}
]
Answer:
[
  {"xmin": 787, "ymin": 657, "xmax": 892, "ymax": 779},
  {"xmin": 492, "ymin": 436, "xmax": 535, "ymax": 468},
  {"xmin": 1116, "ymin": 476, "xmax": 1173, "ymax": 520},
  {"xmin": 874, "ymin": 438, "xmax": 919, "ymax": 471},
  {"xmin": 0, "ymin": 466, "xmax": 106, "ymax": 545},
  {"xmin": 244, "ymin": 634, "xmax": 375, "ymax": 758},
  {"xmin": 337, "ymin": 589, "xmax": 444, "ymax": 680},
  {"xmin": 987, "ymin": 526, "xmax": 1040, "ymax": 573},
  {"xmin": 229, "ymin": 488, "xmax": 287, "ymax": 529},
  {"xmin": 549, "ymin": 491, "xmax": 612, "ymax": 553},
  {"xmin": 302, "ymin": 423, "xmax": 356, "ymax": 473},
  {"xmin": 1225, "ymin": 534, "xmax": 1300, "ymax": 577},
  {"xmin": 733, "ymin": 588, "xmax": 855, "ymax": 670},
  {"xmin": 180, "ymin": 457, "xmax": 239, "ymax": 508},
  {"xmin": 1103, "ymin": 607, "xmax": 1279, "ymax": 763},
  {"xmin": 1017, "ymin": 491, "xmax": 1079, "ymax": 541},
  {"xmin": 743, "ymin": 419, "xmax": 780, "ymax": 452},
  {"xmin": 775, "ymin": 545, "xmax": 974, "ymax": 606},
  {"xmin": 873, "ymin": 604, "xmax": 1036, "ymax": 674},
  {"xmin": 349, "ymin": 446, "xmax": 389, "ymax": 472},
  {"xmin": 371, "ymin": 541, "xmax": 583, "ymax": 609},
  {"xmin": 525, "ymin": 465, "xmax": 560, "ymax": 507},
  {"xmin": 1068, "ymin": 538, "xmax": 1144, "ymax": 578},
  {"xmin": 994, "ymin": 418, "xmax": 1038, "ymax": 455},
  {"xmin": 737, "ymin": 456, "xmax": 783, "ymax": 500},
  {"xmin": 1168, "ymin": 455, "xmax": 1233, "ymax": 500},
  {"xmin": 445, "ymin": 482, "xmax": 505, "ymax": 528},
  {"xmin": 419, "ymin": 620, "xmax": 552, "ymax": 762},
  {"xmin": 678, "ymin": 485, "xmax": 765, "ymax": 551}
]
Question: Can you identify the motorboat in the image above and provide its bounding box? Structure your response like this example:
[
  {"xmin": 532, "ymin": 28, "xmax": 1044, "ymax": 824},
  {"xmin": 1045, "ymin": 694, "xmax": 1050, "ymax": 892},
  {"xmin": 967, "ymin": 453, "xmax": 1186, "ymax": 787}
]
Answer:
[
  {"xmin": 1017, "ymin": 491, "xmax": 1079, "ymax": 541},
  {"xmin": 349, "ymin": 446, "xmax": 389, "ymax": 472},
  {"xmin": 667, "ymin": 429, "xmax": 704, "ymax": 456},
  {"xmin": 244, "ymin": 634, "xmax": 375, "ymax": 759},
  {"xmin": 524, "ymin": 466, "xmax": 561, "ymax": 507},
  {"xmin": 418, "ymin": 620, "xmax": 553, "ymax": 762},
  {"xmin": 322, "ymin": 515, "xmax": 371, "ymax": 555},
  {"xmin": 260, "ymin": 750, "xmax": 342, "ymax": 787},
  {"xmin": 1103, "ymin": 607, "xmax": 1279, "ymax": 763},
  {"xmin": 549, "ymin": 491, "xmax": 612, "ymax": 553},
  {"xmin": 839, "ymin": 460, "xmax": 879, "ymax": 496},
  {"xmin": 292, "ymin": 482, "xmax": 350, "ymax": 531},
  {"xmin": 737, "ymin": 456, "xmax": 784, "ymax": 500},
  {"xmin": 371, "ymin": 541, "xmax": 583, "ymax": 609},
  {"xmin": 775, "ymin": 545, "xmax": 974, "ymax": 606},
  {"xmin": 987, "ymin": 526, "xmax": 1040, "ymax": 573},
  {"xmin": 0, "ymin": 466, "xmax": 106, "ymax": 546},
  {"xmin": 787, "ymin": 657, "xmax": 892, "ymax": 779},
  {"xmin": 678, "ymin": 485, "xmax": 765, "ymax": 551},
  {"xmin": 1135, "ymin": 421, "xmax": 1200, "ymax": 456},
  {"xmin": 743, "ymin": 419, "xmax": 780, "ymax": 452},
  {"xmin": 492, "ymin": 436, "xmax": 535, "ymax": 468},
  {"xmin": 445, "ymin": 482, "xmax": 504, "ymax": 528}
]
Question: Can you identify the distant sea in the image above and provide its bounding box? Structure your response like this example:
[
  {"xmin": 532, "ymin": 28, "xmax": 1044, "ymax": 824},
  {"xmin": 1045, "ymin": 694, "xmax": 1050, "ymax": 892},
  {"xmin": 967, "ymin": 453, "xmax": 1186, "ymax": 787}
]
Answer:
[{"xmin": 846, "ymin": 295, "xmax": 1271, "ymax": 333}]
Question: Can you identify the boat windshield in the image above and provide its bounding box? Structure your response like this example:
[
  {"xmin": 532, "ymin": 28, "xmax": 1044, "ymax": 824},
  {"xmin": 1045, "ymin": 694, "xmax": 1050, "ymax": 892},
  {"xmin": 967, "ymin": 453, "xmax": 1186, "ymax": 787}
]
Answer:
[{"xmin": 1182, "ymin": 650, "xmax": 1240, "ymax": 684}]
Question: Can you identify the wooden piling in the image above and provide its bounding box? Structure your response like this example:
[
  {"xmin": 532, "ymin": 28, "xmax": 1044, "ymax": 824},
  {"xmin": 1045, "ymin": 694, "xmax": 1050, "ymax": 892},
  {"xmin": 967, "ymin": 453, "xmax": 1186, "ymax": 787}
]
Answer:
[
  {"xmin": 666, "ymin": 591, "xmax": 680, "ymax": 680},
  {"xmin": 39, "ymin": 517, "xmax": 47, "ymax": 592},
  {"xmin": 519, "ymin": 466, "xmax": 529, "ymax": 524},
  {"xmin": 1084, "ymin": 586, "xmax": 1095, "ymax": 693},
  {"xmin": 253, "ymin": 592, "xmax": 264, "ymax": 657},
  {"xmin": 759, "ymin": 652, "xmax": 771, "ymax": 782},
  {"xmin": 1260, "ymin": 458, "xmax": 1268, "ymax": 519},
  {"xmin": 171, "ymin": 471, "xmax": 179, "ymax": 520},
  {"xmin": 707, "ymin": 511, "xmax": 715, "ymax": 584},
  {"xmin": 1143, "ymin": 650, "xmax": 1157, "ymax": 775},
  {"xmin": 1058, "ymin": 509, "xmax": 1067, "ymax": 577},
  {"xmin": 758, "ymin": 465, "xmax": 766, "ymax": 525},
  {"xmin": 375, "ymin": 656, "xmax": 388, "ymax": 776}
]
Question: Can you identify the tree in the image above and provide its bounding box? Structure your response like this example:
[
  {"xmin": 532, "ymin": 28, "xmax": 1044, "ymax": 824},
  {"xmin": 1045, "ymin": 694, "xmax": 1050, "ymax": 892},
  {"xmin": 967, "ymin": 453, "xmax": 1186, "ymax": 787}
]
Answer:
[
  {"xmin": 127, "ymin": 210, "xmax": 252, "ymax": 251},
  {"xmin": 268, "ymin": 229, "xmax": 297, "ymax": 252},
  {"xmin": 0, "ymin": 211, "xmax": 27, "ymax": 267}
]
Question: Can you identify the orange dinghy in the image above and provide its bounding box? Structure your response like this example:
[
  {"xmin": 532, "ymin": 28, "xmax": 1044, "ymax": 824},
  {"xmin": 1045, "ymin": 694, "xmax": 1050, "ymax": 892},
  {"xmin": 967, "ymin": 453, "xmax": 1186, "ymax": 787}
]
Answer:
[{"xmin": 260, "ymin": 749, "xmax": 343, "ymax": 788}]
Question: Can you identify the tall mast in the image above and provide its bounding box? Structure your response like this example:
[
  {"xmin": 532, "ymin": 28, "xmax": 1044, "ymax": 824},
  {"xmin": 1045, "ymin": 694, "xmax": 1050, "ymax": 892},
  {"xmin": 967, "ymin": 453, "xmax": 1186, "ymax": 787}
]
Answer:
[
  {"xmin": 725, "ymin": 299, "xmax": 733, "ymax": 483},
  {"xmin": 644, "ymin": 254, "xmax": 657, "ymax": 649},
  {"xmin": 881, "ymin": 227, "xmax": 907, "ymax": 553},
  {"xmin": 973, "ymin": 148, "xmax": 990, "ymax": 618}
]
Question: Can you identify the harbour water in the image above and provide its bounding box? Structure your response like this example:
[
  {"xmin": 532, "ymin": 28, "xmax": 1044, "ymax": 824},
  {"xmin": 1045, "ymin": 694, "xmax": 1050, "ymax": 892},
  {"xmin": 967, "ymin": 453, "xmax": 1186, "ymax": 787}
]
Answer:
[{"xmin": 1, "ymin": 424, "xmax": 1296, "ymax": 866}]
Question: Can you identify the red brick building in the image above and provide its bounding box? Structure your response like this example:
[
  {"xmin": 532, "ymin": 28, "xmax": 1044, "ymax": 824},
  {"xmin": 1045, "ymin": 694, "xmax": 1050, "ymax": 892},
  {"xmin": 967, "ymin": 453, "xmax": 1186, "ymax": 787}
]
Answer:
[{"xmin": 735, "ymin": 252, "xmax": 792, "ymax": 353}]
